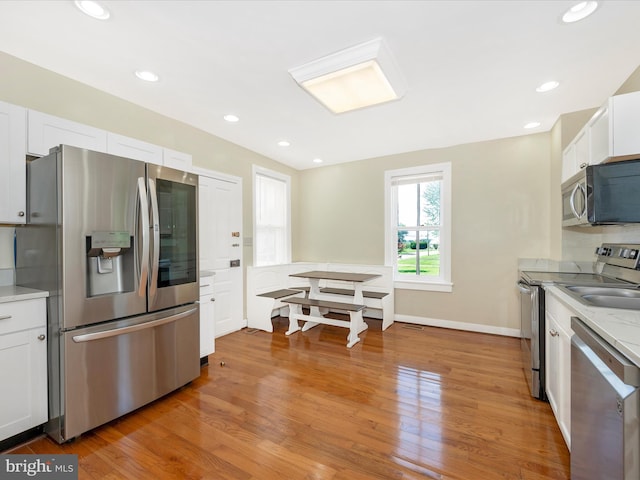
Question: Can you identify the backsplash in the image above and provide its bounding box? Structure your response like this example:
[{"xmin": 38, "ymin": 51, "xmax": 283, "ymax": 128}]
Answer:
[
  {"xmin": 0, "ymin": 227, "xmax": 14, "ymax": 286},
  {"xmin": 562, "ymin": 224, "xmax": 640, "ymax": 264}
]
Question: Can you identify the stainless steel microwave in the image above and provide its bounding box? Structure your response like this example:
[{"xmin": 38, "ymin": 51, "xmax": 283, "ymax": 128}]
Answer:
[{"xmin": 562, "ymin": 159, "xmax": 640, "ymax": 226}]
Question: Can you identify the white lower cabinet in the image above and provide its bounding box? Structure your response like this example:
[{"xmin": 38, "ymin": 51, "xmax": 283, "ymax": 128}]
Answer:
[
  {"xmin": 545, "ymin": 291, "xmax": 573, "ymax": 450},
  {"xmin": 0, "ymin": 296, "xmax": 47, "ymax": 441},
  {"xmin": 199, "ymin": 275, "xmax": 215, "ymax": 358}
]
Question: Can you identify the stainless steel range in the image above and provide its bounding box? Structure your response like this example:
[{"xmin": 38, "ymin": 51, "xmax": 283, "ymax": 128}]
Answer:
[{"xmin": 517, "ymin": 243, "xmax": 640, "ymax": 400}]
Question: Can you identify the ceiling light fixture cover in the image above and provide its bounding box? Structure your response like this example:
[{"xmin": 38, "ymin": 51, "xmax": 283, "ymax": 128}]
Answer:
[
  {"xmin": 524, "ymin": 122, "xmax": 541, "ymax": 129},
  {"xmin": 74, "ymin": 0, "xmax": 110, "ymax": 20},
  {"xmin": 223, "ymin": 114, "xmax": 240, "ymax": 123},
  {"xmin": 289, "ymin": 38, "xmax": 407, "ymax": 114},
  {"xmin": 562, "ymin": 1, "xmax": 599, "ymax": 23}
]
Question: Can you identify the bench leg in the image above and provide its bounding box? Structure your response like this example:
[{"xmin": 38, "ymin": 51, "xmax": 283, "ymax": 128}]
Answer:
[
  {"xmin": 285, "ymin": 304, "xmax": 302, "ymax": 336},
  {"xmin": 247, "ymin": 296, "xmax": 276, "ymax": 333},
  {"xmin": 346, "ymin": 311, "xmax": 367, "ymax": 348}
]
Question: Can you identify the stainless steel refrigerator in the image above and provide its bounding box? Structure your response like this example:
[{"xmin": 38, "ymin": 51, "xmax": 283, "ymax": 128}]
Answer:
[{"xmin": 16, "ymin": 145, "xmax": 200, "ymax": 443}]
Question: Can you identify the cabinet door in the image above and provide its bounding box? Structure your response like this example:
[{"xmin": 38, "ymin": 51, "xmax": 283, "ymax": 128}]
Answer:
[
  {"xmin": 27, "ymin": 109, "xmax": 107, "ymax": 156},
  {"xmin": 589, "ymin": 106, "xmax": 610, "ymax": 165},
  {"xmin": 0, "ymin": 101, "xmax": 26, "ymax": 224},
  {"xmin": 574, "ymin": 130, "xmax": 589, "ymax": 171},
  {"xmin": 611, "ymin": 91, "xmax": 640, "ymax": 157},
  {"xmin": 107, "ymin": 132, "xmax": 163, "ymax": 165},
  {"xmin": 561, "ymin": 144, "xmax": 576, "ymax": 183},
  {"xmin": 163, "ymin": 148, "xmax": 192, "ymax": 170},
  {"xmin": 545, "ymin": 293, "xmax": 572, "ymax": 449},
  {"xmin": 545, "ymin": 312, "xmax": 561, "ymax": 423},
  {"xmin": 199, "ymin": 293, "xmax": 215, "ymax": 357},
  {"xmin": 0, "ymin": 327, "xmax": 47, "ymax": 441}
]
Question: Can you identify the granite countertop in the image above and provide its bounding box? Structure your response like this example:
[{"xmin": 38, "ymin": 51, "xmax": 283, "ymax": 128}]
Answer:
[
  {"xmin": 544, "ymin": 284, "xmax": 640, "ymax": 367},
  {"xmin": 0, "ymin": 285, "xmax": 49, "ymax": 304}
]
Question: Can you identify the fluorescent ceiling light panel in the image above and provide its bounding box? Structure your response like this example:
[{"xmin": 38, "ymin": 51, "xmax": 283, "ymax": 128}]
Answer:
[{"xmin": 289, "ymin": 38, "xmax": 406, "ymax": 114}]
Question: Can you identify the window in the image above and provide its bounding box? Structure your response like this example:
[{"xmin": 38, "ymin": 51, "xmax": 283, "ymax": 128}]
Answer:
[
  {"xmin": 384, "ymin": 163, "xmax": 452, "ymax": 292},
  {"xmin": 253, "ymin": 166, "xmax": 291, "ymax": 266}
]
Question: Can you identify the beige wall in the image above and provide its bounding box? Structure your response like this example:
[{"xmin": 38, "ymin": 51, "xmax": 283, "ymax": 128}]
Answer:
[{"xmin": 297, "ymin": 133, "xmax": 551, "ymax": 332}]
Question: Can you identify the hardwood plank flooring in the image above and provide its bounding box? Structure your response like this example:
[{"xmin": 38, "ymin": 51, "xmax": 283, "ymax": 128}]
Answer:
[{"xmin": 8, "ymin": 316, "xmax": 570, "ymax": 479}]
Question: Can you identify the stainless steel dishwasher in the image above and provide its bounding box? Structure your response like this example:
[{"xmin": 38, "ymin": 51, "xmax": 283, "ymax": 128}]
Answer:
[{"xmin": 571, "ymin": 317, "xmax": 640, "ymax": 480}]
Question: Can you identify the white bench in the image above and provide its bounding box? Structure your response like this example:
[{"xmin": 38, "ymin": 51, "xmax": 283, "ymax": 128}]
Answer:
[{"xmin": 246, "ymin": 263, "xmax": 394, "ymax": 332}]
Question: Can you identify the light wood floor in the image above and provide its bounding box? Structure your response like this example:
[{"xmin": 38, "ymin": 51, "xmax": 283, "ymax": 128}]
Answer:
[{"xmin": 10, "ymin": 316, "xmax": 570, "ymax": 479}]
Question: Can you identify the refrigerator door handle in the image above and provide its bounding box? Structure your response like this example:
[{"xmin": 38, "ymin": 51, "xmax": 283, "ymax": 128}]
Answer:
[
  {"xmin": 137, "ymin": 177, "xmax": 150, "ymax": 297},
  {"xmin": 148, "ymin": 178, "xmax": 160, "ymax": 299},
  {"xmin": 71, "ymin": 307, "xmax": 198, "ymax": 343}
]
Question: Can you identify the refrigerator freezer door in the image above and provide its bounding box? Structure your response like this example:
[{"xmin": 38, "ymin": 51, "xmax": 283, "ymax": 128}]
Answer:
[{"xmin": 48, "ymin": 304, "xmax": 200, "ymax": 443}]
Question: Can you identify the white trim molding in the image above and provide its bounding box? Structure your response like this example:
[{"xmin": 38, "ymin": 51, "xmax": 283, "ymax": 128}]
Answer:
[{"xmin": 394, "ymin": 314, "xmax": 520, "ymax": 338}]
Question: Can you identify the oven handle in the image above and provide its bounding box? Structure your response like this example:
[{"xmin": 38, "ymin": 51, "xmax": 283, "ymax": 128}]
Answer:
[{"xmin": 517, "ymin": 281, "xmax": 531, "ymax": 294}]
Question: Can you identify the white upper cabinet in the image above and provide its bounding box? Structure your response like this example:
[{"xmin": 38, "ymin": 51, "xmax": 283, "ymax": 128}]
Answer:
[
  {"xmin": 163, "ymin": 148, "xmax": 192, "ymax": 170},
  {"xmin": 0, "ymin": 101, "xmax": 27, "ymax": 224},
  {"xmin": 27, "ymin": 109, "xmax": 107, "ymax": 156},
  {"xmin": 107, "ymin": 132, "xmax": 163, "ymax": 165},
  {"xmin": 562, "ymin": 91, "xmax": 640, "ymax": 182},
  {"xmin": 609, "ymin": 91, "xmax": 640, "ymax": 158}
]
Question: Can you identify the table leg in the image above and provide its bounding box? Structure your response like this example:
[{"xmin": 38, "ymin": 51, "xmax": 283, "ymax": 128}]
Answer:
[
  {"xmin": 285, "ymin": 304, "xmax": 301, "ymax": 336},
  {"xmin": 308, "ymin": 278, "xmax": 323, "ymax": 317}
]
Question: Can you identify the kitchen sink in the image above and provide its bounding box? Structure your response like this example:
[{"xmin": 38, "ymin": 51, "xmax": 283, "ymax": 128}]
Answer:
[
  {"xmin": 560, "ymin": 285, "xmax": 640, "ymax": 310},
  {"xmin": 564, "ymin": 285, "xmax": 640, "ymax": 298}
]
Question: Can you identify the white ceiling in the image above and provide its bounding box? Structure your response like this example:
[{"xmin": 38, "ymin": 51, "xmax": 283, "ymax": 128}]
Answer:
[{"xmin": 1, "ymin": 1, "xmax": 640, "ymax": 170}]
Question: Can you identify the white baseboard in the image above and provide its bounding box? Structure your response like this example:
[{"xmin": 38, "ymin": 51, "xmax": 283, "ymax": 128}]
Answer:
[{"xmin": 394, "ymin": 314, "xmax": 521, "ymax": 338}]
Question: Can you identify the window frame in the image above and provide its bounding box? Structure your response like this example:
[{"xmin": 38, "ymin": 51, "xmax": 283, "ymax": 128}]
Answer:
[
  {"xmin": 252, "ymin": 165, "xmax": 291, "ymax": 266},
  {"xmin": 384, "ymin": 162, "xmax": 453, "ymax": 292}
]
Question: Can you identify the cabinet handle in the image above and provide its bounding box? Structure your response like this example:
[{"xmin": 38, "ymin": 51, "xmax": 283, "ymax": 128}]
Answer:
[
  {"xmin": 579, "ymin": 163, "xmax": 588, "ymax": 169},
  {"xmin": 37, "ymin": 334, "xmax": 46, "ymax": 341},
  {"xmin": 211, "ymin": 298, "xmax": 215, "ymax": 302},
  {"xmin": 201, "ymin": 284, "xmax": 211, "ymax": 288},
  {"xmin": 549, "ymin": 329, "xmax": 559, "ymax": 337},
  {"xmin": 18, "ymin": 211, "xmax": 25, "ymax": 217},
  {"xmin": 0, "ymin": 314, "xmax": 11, "ymax": 321}
]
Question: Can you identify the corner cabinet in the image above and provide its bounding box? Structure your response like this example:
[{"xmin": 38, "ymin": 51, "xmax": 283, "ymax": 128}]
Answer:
[
  {"xmin": 544, "ymin": 290, "xmax": 573, "ymax": 450},
  {"xmin": 0, "ymin": 292, "xmax": 48, "ymax": 442},
  {"xmin": 0, "ymin": 101, "xmax": 27, "ymax": 224}
]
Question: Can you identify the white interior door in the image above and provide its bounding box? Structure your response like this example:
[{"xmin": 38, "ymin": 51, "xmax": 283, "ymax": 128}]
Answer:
[{"xmin": 198, "ymin": 173, "xmax": 244, "ymax": 337}]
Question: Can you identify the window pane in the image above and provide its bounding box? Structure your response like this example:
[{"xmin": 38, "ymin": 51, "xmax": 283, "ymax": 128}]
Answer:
[
  {"xmin": 397, "ymin": 183, "xmax": 418, "ymax": 227},
  {"xmin": 255, "ymin": 171, "xmax": 289, "ymax": 266},
  {"xmin": 418, "ymin": 230, "xmax": 440, "ymax": 276},
  {"xmin": 420, "ymin": 180, "xmax": 441, "ymax": 226},
  {"xmin": 396, "ymin": 230, "xmax": 417, "ymax": 274}
]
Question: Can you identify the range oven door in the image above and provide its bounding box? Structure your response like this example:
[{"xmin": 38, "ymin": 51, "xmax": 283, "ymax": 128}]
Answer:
[
  {"xmin": 518, "ymin": 280, "xmax": 544, "ymax": 399},
  {"xmin": 146, "ymin": 164, "xmax": 199, "ymax": 312}
]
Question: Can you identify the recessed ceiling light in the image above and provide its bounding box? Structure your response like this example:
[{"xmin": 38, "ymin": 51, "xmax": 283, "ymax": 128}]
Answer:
[
  {"xmin": 135, "ymin": 70, "xmax": 159, "ymax": 82},
  {"xmin": 562, "ymin": 1, "xmax": 599, "ymax": 23},
  {"xmin": 536, "ymin": 81, "xmax": 559, "ymax": 93},
  {"xmin": 277, "ymin": 140, "xmax": 291, "ymax": 147},
  {"xmin": 524, "ymin": 122, "xmax": 541, "ymax": 129},
  {"xmin": 74, "ymin": 0, "xmax": 110, "ymax": 20},
  {"xmin": 223, "ymin": 114, "xmax": 239, "ymax": 123},
  {"xmin": 312, "ymin": 158, "xmax": 323, "ymax": 164}
]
